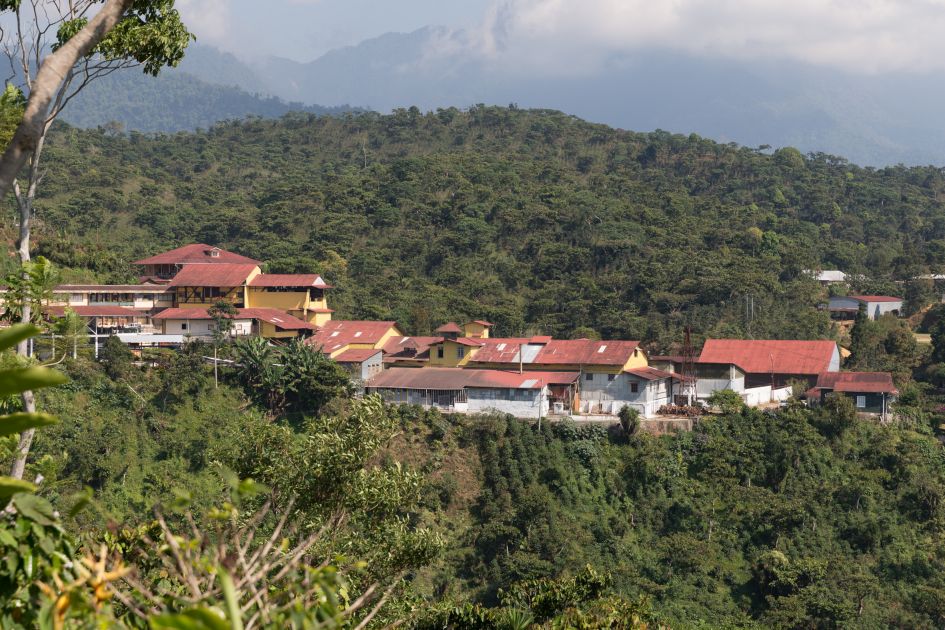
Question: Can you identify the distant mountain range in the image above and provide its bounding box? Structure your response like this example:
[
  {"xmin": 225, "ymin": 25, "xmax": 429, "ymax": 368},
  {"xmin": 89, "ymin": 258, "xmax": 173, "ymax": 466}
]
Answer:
[
  {"xmin": 60, "ymin": 47, "xmax": 355, "ymax": 133},
  {"xmin": 61, "ymin": 32, "xmax": 945, "ymax": 166}
]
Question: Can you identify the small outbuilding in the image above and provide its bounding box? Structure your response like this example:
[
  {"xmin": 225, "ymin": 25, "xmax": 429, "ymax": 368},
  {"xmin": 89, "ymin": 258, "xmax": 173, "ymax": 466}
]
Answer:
[
  {"xmin": 827, "ymin": 295, "xmax": 902, "ymax": 321},
  {"xmin": 807, "ymin": 372, "xmax": 898, "ymax": 421}
]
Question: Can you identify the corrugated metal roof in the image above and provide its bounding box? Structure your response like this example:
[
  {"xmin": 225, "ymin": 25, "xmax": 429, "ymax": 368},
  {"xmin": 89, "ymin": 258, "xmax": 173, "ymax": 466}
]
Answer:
[
  {"xmin": 241, "ymin": 308, "xmax": 315, "ymax": 330},
  {"xmin": 469, "ymin": 320, "xmax": 493, "ymax": 326},
  {"xmin": 533, "ymin": 339, "xmax": 641, "ymax": 365},
  {"xmin": 133, "ymin": 244, "xmax": 261, "ymax": 266},
  {"xmin": 699, "ymin": 339, "xmax": 837, "ymax": 375},
  {"xmin": 309, "ymin": 320, "xmax": 398, "ymax": 348},
  {"xmin": 249, "ymin": 274, "xmax": 332, "ymax": 288},
  {"xmin": 167, "ymin": 264, "xmax": 258, "ymax": 287},
  {"xmin": 814, "ymin": 371, "xmax": 897, "ymax": 394},
  {"xmin": 624, "ymin": 367, "xmax": 679, "ymax": 381},
  {"xmin": 55, "ymin": 284, "xmax": 172, "ymax": 293},
  {"xmin": 848, "ymin": 295, "xmax": 902, "ymax": 303},
  {"xmin": 152, "ymin": 307, "xmax": 313, "ymax": 330},
  {"xmin": 435, "ymin": 322, "xmax": 463, "ymax": 333},
  {"xmin": 334, "ymin": 348, "xmax": 383, "ymax": 363},
  {"xmin": 46, "ymin": 305, "xmax": 145, "ymax": 318},
  {"xmin": 467, "ymin": 338, "xmax": 543, "ymax": 363},
  {"xmin": 366, "ymin": 367, "xmax": 579, "ymax": 390}
]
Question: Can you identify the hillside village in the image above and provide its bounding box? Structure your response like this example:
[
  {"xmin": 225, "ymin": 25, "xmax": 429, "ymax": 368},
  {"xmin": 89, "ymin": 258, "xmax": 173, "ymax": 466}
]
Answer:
[{"xmin": 7, "ymin": 243, "xmax": 899, "ymax": 423}]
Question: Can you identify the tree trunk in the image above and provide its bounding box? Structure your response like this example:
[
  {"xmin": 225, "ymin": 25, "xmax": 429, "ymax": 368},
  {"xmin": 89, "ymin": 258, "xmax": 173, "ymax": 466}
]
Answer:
[
  {"xmin": 5, "ymin": 0, "xmax": 133, "ymax": 480},
  {"xmin": 0, "ymin": 0, "xmax": 132, "ymax": 200},
  {"xmin": 9, "ymin": 393, "xmax": 36, "ymax": 481}
]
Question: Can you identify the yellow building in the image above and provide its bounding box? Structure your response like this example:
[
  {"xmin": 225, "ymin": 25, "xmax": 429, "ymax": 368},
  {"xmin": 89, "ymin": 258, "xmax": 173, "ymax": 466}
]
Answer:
[
  {"xmin": 246, "ymin": 274, "xmax": 334, "ymax": 326},
  {"xmin": 308, "ymin": 320, "xmax": 404, "ymax": 358}
]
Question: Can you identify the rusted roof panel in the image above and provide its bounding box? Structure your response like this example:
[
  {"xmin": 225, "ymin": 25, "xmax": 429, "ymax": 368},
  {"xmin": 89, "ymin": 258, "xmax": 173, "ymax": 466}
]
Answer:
[
  {"xmin": 167, "ymin": 264, "xmax": 258, "ymax": 287},
  {"xmin": 133, "ymin": 244, "xmax": 261, "ymax": 266},
  {"xmin": 249, "ymin": 274, "xmax": 332, "ymax": 288},
  {"xmin": 699, "ymin": 339, "xmax": 837, "ymax": 375}
]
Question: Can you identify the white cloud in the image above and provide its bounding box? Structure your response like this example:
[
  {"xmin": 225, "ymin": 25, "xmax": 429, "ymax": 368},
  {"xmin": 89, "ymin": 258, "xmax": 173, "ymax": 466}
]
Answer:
[
  {"xmin": 469, "ymin": 0, "xmax": 945, "ymax": 74},
  {"xmin": 177, "ymin": 0, "xmax": 233, "ymax": 49}
]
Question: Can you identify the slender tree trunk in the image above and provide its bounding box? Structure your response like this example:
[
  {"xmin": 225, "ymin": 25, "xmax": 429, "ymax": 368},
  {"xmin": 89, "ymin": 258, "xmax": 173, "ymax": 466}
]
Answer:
[
  {"xmin": 9, "ymin": 392, "xmax": 35, "ymax": 481},
  {"xmin": 0, "ymin": 0, "xmax": 132, "ymax": 200}
]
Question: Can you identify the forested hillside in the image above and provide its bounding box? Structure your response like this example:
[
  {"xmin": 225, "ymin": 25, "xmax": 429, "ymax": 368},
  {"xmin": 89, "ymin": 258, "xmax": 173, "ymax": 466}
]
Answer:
[
  {"xmin": 59, "ymin": 69, "xmax": 354, "ymax": 133},
  {"xmin": 16, "ymin": 106, "xmax": 945, "ymax": 347},
  {"xmin": 22, "ymin": 349, "xmax": 945, "ymax": 627}
]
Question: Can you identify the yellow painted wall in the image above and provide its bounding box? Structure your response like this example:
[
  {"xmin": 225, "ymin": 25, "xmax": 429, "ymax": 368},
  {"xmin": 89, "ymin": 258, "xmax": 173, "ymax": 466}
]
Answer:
[
  {"xmin": 622, "ymin": 348, "xmax": 648, "ymax": 370},
  {"xmin": 311, "ymin": 311, "xmax": 333, "ymax": 326},
  {"xmin": 463, "ymin": 322, "xmax": 490, "ymax": 338},
  {"xmin": 175, "ymin": 286, "xmax": 243, "ymax": 307},
  {"xmin": 259, "ymin": 322, "xmax": 297, "ymax": 339},
  {"xmin": 247, "ymin": 290, "xmax": 308, "ymax": 311},
  {"xmin": 373, "ymin": 325, "xmax": 404, "ymax": 350},
  {"xmin": 428, "ymin": 340, "xmax": 480, "ymax": 367}
]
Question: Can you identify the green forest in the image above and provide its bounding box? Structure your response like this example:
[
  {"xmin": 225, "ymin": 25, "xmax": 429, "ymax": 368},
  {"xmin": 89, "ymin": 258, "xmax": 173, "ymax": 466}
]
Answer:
[
  {"xmin": 7, "ymin": 108, "xmax": 945, "ymax": 627},
  {"xmin": 9, "ymin": 106, "xmax": 945, "ymax": 346},
  {"xmin": 2, "ymin": 338, "xmax": 944, "ymax": 627}
]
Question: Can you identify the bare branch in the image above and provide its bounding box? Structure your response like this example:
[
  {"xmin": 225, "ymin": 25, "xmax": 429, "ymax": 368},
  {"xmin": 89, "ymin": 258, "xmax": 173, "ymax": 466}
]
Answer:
[{"xmin": 0, "ymin": 0, "xmax": 134, "ymax": 200}]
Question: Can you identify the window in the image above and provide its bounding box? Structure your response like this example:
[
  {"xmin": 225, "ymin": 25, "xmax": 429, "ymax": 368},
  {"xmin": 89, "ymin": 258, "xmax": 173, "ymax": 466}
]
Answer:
[
  {"xmin": 856, "ymin": 395, "xmax": 866, "ymax": 408},
  {"xmin": 585, "ymin": 373, "xmax": 593, "ymax": 381},
  {"xmin": 608, "ymin": 374, "xmax": 616, "ymax": 382},
  {"xmin": 630, "ymin": 382, "xmax": 639, "ymax": 393},
  {"xmin": 181, "ymin": 323, "xmax": 188, "ymax": 331},
  {"xmin": 437, "ymin": 347, "xmax": 444, "ymax": 359},
  {"xmin": 457, "ymin": 347, "xmax": 465, "ymax": 359}
]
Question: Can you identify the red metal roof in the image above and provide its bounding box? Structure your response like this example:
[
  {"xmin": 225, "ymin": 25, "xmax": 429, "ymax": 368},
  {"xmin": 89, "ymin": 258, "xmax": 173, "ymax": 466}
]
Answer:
[
  {"xmin": 469, "ymin": 320, "xmax": 493, "ymax": 327},
  {"xmin": 814, "ymin": 371, "xmax": 898, "ymax": 394},
  {"xmin": 435, "ymin": 322, "xmax": 463, "ymax": 334},
  {"xmin": 240, "ymin": 308, "xmax": 315, "ymax": 330},
  {"xmin": 699, "ymin": 339, "xmax": 838, "ymax": 375},
  {"xmin": 463, "ymin": 338, "xmax": 539, "ymax": 363},
  {"xmin": 624, "ymin": 367, "xmax": 679, "ymax": 381},
  {"xmin": 55, "ymin": 284, "xmax": 172, "ymax": 293},
  {"xmin": 381, "ymin": 335, "xmax": 441, "ymax": 363},
  {"xmin": 249, "ymin": 274, "xmax": 332, "ymax": 288},
  {"xmin": 133, "ymin": 244, "xmax": 261, "ymax": 266},
  {"xmin": 848, "ymin": 295, "xmax": 902, "ymax": 303},
  {"xmin": 333, "ymin": 348, "xmax": 383, "ymax": 363},
  {"xmin": 46, "ymin": 305, "xmax": 145, "ymax": 318},
  {"xmin": 309, "ymin": 320, "xmax": 399, "ymax": 351},
  {"xmin": 152, "ymin": 307, "xmax": 313, "ymax": 330},
  {"xmin": 533, "ymin": 339, "xmax": 642, "ymax": 366},
  {"xmin": 366, "ymin": 367, "xmax": 579, "ymax": 391},
  {"xmin": 167, "ymin": 264, "xmax": 258, "ymax": 287}
]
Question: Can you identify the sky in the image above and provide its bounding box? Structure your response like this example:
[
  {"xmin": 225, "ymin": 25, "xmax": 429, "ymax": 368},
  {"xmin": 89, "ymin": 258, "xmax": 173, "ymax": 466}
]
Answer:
[
  {"xmin": 178, "ymin": 0, "xmax": 945, "ymax": 75},
  {"xmin": 177, "ymin": 0, "xmax": 491, "ymax": 61}
]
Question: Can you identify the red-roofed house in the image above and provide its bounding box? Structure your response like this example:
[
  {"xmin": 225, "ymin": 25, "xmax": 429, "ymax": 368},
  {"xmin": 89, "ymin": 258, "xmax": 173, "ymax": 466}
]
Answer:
[
  {"xmin": 463, "ymin": 320, "xmax": 493, "ymax": 338},
  {"xmin": 381, "ymin": 335, "xmax": 443, "ymax": 367},
  {"xmin": 334, "ymin": 348, "xmax": 384, "ymax": 381},
  {"xmin": 697, "ymin": 339, "xmax": 841, "ymax": 405},
  {"xmin": 133, "ymin": 244, "xmax": 261, "ymax": 280},
  {"xmin": 807, "ymin": 371, "xmax": 898, "ymax": 420},
  {"xmin": 366, "ymin": 367, "xmax": 579, "ymax": 419},
  {"xmin": 152, "ymin": 307, "xmax": 314, "ymax": 339},
  {"xmin": 308, "ymin": 320, "xmax": 404, "ymax": 357},
  {"xmin": 828, "ymin": 295, "xmax": 903, "ymax": 320}
]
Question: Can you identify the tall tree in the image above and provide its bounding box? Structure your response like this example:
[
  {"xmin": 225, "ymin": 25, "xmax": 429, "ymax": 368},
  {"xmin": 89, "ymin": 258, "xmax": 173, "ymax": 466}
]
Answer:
[
  {"xmin": 208, "ymin": 299, "xmax": 238, "ymax": 388},
  {"xmin": 1, "ymin": 0, "xmax": 192, "ymax": 480}
]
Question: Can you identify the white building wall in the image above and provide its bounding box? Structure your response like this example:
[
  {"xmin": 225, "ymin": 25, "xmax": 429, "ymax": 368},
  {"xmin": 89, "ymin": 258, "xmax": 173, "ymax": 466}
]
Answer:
[
  {"xmin": 467, "ymin": 387, "xmax": 547, "ymax": 419},
  {"xmin": 161, "ymin": 318, "xmax": 252, "ymax": 337},
  {"xmin": 579, "ymin": 373, "xmax": 670, "ymax": 418}
]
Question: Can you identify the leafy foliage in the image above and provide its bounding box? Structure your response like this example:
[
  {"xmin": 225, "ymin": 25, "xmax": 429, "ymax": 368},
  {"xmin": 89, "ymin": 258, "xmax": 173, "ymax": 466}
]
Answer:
[{"xmin": 25, "ymin": 106, "xmax": 945, "ymax": 346}]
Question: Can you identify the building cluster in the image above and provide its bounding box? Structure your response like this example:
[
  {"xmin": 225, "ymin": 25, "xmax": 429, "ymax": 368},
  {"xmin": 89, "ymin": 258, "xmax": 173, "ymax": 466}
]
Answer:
[
  {"xmin": 23, "ymin": 245, "xmax": 899, "ymax": 421},
  {"xmin": 46, "ymin": 244, "xmax": 332, "ymax": 341}
]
